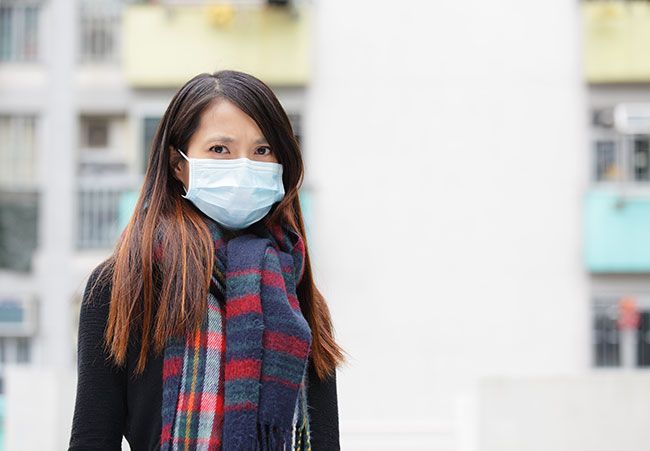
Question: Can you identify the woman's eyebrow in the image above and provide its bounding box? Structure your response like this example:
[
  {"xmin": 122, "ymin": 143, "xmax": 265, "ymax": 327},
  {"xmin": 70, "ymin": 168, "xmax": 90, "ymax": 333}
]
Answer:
[
  {"xmin": 203, "ymin": 135, "xmax": 268, "ymax": 144},
  {"xmin": 204, "ymin": 134, "xmax": 235, "ymax": 144}
]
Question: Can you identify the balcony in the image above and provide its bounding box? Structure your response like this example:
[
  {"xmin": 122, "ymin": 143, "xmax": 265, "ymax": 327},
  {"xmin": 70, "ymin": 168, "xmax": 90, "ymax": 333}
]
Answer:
[
  {"xmin": 585, "ymin": 188, "xmax": 650, "ymax": 273},
  {"xmin": 583, "ymin": 1, "xmax": 650, "ymax": 83},
  {"xmin": 78, "ymin": 0, "xmax": 123, "ymax": 64},
  {"xmin": 122, "ymin": 2, "xmax": 311, "ymax": 87},
  {"xmin": 76, "ymin": 174, "xmax": 141, "ymax": 250}
]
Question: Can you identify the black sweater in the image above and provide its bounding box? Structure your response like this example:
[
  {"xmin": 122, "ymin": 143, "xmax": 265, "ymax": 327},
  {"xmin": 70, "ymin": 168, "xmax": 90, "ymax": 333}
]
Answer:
[{"xmin": 68, "ymin": 263, "xmax": 341, "ymax": 451}]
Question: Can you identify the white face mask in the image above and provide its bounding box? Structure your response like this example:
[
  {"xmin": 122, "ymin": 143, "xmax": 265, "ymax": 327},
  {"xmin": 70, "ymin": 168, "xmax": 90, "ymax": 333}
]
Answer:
[{"xmin": 177, "ymin": 149, "xmax": 285, "ymax": 230}]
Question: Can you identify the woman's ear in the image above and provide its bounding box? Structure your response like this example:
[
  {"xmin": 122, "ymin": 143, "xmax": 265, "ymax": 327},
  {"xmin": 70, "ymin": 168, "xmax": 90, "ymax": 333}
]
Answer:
[{"xmin": 169, "ymin": 145, "xmax": 187, "ymax": 186}]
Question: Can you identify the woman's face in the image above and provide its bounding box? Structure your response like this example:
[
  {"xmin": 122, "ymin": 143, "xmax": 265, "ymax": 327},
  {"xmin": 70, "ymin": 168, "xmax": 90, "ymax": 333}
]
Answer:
[{"xmin": 172, "ymin": 98, "xmax": 279, "ymax": 188}]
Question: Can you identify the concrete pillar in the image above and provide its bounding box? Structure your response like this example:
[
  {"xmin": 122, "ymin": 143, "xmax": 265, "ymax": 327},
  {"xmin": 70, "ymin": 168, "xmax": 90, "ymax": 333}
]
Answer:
[{"xmin": 34, "ymin": 0, "xmax": 77, "ymax": 369}]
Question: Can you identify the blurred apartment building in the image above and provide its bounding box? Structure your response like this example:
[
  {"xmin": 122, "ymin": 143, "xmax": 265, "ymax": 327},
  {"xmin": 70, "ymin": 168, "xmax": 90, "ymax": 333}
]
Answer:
[
  {"xmin": 2, "ymin": 0, "xmax": 650, "ymax": 450},
  {"xmin": 464, "ymin": 3, "xmax": 650, "ymax": 449},
  {"xmin": 0, "ymin": 0, "xmax": 310, "ymax": 448},
  {"xmin": 583, "ymin": 1, "xmax": 650, "ymax": 370}
]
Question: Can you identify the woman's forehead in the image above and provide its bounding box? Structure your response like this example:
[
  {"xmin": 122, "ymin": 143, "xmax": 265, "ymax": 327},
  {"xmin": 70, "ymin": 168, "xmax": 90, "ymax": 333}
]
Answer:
[{"xmin": 196, "ymin": 99, "xmax": 264, "ymax": 138}]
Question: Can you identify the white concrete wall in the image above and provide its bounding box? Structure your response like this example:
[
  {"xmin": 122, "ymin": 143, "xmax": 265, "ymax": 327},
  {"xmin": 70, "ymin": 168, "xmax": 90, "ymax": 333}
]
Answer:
[
  {"xmin": 307, "ymin": 1, "xmax": 589, "ymax": 448},
  {"xmin": 5, "ymin": 366, "xmax": 132, "ymax": 451},
  {"xmin": 479, "ymin": 373, "xmax": 650, "ymax": 451},
  {"xmin": 5, "ymin": 366, "xmax": 75, "ymax": 451}
]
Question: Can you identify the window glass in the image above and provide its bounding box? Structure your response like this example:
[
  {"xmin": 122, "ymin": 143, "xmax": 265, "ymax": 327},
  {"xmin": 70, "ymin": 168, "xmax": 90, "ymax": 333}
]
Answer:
[{"xmin": 594, "ymin": 140, "xmax": 619, "ymax": 182}]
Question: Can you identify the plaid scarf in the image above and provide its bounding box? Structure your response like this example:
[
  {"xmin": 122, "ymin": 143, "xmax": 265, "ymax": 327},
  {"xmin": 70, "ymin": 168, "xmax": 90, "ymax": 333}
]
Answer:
[{"xmin": 160, "ymin": 217, "xmax": 313, "ymax": 450}]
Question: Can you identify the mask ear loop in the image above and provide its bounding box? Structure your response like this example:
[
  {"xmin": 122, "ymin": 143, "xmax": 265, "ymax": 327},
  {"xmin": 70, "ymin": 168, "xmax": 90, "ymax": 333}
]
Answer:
[
  {"xmin": 177, "ymin": 148, "xmax": 190, "ymax": 161},
  {"xmin": 176, "ymin": 148, "xmax": 190, "ymax": 195}
]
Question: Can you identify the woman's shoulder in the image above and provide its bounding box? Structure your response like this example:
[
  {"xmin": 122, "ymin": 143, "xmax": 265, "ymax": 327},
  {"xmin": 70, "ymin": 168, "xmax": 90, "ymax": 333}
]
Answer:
[{"xmin": 79, "ymin": 259, "xmax": 115, "ymax": 319}]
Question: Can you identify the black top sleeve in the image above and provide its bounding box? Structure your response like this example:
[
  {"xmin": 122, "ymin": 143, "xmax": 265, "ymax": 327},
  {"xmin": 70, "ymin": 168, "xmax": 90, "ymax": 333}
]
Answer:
[
  {"xmin": 68, "ymin": 264, "xmax": 127, "ymax": 451},
  {"xmin": 306, "ymin": 357, "xmax": 341, "ymax": 451}
]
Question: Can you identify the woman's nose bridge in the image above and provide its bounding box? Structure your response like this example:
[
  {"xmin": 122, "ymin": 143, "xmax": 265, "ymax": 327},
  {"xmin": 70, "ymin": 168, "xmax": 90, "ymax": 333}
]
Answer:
[{"xmin": 230, "ymin": 138, "xmax": 262, "ymax": 158}]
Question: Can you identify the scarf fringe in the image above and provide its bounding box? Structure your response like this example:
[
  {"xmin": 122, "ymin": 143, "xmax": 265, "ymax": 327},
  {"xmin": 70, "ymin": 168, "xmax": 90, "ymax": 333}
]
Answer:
[
  {"xmin": 292, "ymin": 415, "xmax": 311, "ymax": 451},
  {"xmin": 243, "ymin": 417, "xmax": 311, "ymax": 451},
  {"xmin": 249, "ymin": 422, "xmax": 291, "ymax": 451},
  {"xmin": 291, "ymin": 373, "xmax": 312, "ymax": 451}
]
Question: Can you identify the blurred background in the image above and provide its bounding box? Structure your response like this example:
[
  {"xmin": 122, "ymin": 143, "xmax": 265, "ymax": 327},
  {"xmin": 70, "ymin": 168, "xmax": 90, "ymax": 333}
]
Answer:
[{"xmin": 0, "ymin": 0, "xmax": 650, "ymax": 449}]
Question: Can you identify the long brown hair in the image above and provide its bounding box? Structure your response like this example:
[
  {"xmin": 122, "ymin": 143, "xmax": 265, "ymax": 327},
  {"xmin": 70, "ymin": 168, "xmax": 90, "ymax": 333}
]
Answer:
[{"xmin": 94, "ymin": 70, "xmax": 346, "ymax": 381}]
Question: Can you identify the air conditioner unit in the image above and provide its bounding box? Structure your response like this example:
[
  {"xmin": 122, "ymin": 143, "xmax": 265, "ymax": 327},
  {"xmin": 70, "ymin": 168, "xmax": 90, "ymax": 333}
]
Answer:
[
  {"xmin": 0, "ymin": 294, "xmax": 38, "ymax": 337},
  {"xmin": 614, "ymin": 103, "xmax": 650, "ymax": 135}
]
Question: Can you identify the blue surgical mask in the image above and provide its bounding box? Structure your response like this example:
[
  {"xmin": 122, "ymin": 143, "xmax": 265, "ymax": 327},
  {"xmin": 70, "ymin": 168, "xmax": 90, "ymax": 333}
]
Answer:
[{"xmin": 177, "ymin": 149, "xmax": 285, "ymax": 230}]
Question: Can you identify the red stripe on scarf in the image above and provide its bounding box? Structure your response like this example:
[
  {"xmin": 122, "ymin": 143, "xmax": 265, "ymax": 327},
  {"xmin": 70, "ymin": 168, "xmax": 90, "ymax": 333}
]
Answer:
[
  {"xmin": 161, "ymin": 423, "xmax": 172, "ymax": 443},
  {"xmin": 264, "ymin": 331, "xmax": 310, "ymax": 359},
  {"xmin": 177, "ymin": 393, "xmax": 205, "ymax": 412},
  {"xmin": 226, "ymin": 268, "xmax": 257, "ymax": 277},
  {"xmin": 225, "ymin": 358, "xmax": 262, "ymax": 379},
  {"xmin": 287, "ymin": 293, "xmax": 300, "ymax": 310},
  {"xmin": 261, "ymin": 269, "xmax": 286, "ymax": 288},
  {"xmin": 225, "ymin": 294, "xmax": 263, "ymax": 318},
  {"xmin": 224, "ymin": 401, "xmax": 257, "ymax": 412},
  {"xmin": 207, "ymin": 330, "xmax": 224, "ymax": 350},
  {"xmin": 261, "ymin": 374, "xmax": 301, "ymax": 390},
  {"xmin": 192, "ymin": 437, "xmax": 222, "ymax": 447},
  {"xmin": 195, "ymin": 393, "xmax": 225, "ymax": 413},
  {"xmin": 162, "ymin": 356, "xmax": 183, "ymax": 379}
]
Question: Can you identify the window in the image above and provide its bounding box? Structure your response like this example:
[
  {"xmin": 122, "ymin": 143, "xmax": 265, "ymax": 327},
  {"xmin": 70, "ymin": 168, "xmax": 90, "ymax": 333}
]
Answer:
[
  {"xmin": 0, "ymin": 336, "xmax": 33, "ymax": 393},
  {"xmin": 287, "ymin": 112, "xmax": 302, "ymax": 146},
  {"xmin": 593, "ymin": 300, "xmax": 621, "ymax": 367},
  {"xmin": 591, "ymin": 107, "xmax": 650, "ymax": 185},
  {"xmin": 142, "ymin": 116, "xmax": 161, "ymax": 173},
  {"xmin": 0, "ymin": 1, "xmax": 40, "ymax": 62},
  {"xmin": 0, "ymin": 115, "xmax": 37, "ymax": 190},
  {"xmin": 79, "ymin": 0, "xmax": 121, "ymax": 63},
  {"xmin": 637, "ymin": 311, "xmax": 650, "ymax": 367},
  {"xmin": 78, "ymin": 114, "xmax": 128, "ymax": 174},
  {"xmin": 285, "ymin": 111, "xmax": 314, "ymax": 235},
  {"xmin": 0, "ymin": 115, "xmax": 38, "ymax": 272},
  {"xmin": 632, "ymin": 137, "xmax": 650, "ymax": 182},
  {"xmin": 593, "ymin": 296, "xmax": 650, "ymax": 369},
  {"xmin": 82, "ymin": 117, "xmax": 110, "ymax": 148},
  {"xmin": 594, "ymin": 140, "xmax": 619, "ymax": 182},
  {"xmin": 591, "ymin": 107, "xmax": 622, "ymax": 183},
  {"xmin": 77, "ymin": 115, "xmax": 136, "ymax": 249}
]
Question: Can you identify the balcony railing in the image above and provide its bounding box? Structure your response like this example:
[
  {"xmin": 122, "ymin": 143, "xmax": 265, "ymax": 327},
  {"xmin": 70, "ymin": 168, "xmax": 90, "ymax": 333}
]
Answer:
[
  {"xmin": 76, "ymin": 174, "xmax": 141, "ymax": 250},
  {"xmin": 583, "ymin": 1, "xmax": 650, "ymax": 83},
  {"xmin": 79, "ymin": 0, "xmax": 122, "ymax": 63},
  {"xmin": 122, "ymin": 1, "xmax": 310, "ymax": 86},
  {"xmin": 0, "ymin": 1, "xmax": 40, "ymax": 63}
]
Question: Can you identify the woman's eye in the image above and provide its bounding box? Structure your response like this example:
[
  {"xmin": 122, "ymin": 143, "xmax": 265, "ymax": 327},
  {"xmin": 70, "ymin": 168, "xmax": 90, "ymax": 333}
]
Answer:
[
  {"xmin": 256, "ymin": 146, "xmax": 272, "ymax": 156},
  {"xmin": 209, "ymin": 145, "xmax": 227, "ymax": 154}
]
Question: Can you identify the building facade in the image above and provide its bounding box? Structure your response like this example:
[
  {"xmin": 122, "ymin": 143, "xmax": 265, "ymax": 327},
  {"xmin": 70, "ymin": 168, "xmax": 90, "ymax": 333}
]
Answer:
[
  {"xmin": 0, "ymin": 0, "xmax": 311, "ymax": 449},
  {"xmin": 3, "ymin": 1, "xmax": 650, "ymax": 450}
]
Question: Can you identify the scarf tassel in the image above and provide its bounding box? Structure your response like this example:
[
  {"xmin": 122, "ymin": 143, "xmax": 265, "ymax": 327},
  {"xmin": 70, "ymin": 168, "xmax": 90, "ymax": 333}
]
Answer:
[
  {"xmin": 252, "ymin": 422, "xmax": 293, "ymax": 451},
  {"xmin": 293, "ymin": 416, "xmax": 311, "ymax": 451},
  {"xmin": 292, "ymin": 373, "xmax": 312, "ymax": 451}
]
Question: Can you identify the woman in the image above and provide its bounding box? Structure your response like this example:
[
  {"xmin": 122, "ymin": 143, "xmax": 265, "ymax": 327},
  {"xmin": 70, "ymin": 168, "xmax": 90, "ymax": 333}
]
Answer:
[{"xmin": 68, "ymin": 70, "xmax": 346, "ymax": 451}]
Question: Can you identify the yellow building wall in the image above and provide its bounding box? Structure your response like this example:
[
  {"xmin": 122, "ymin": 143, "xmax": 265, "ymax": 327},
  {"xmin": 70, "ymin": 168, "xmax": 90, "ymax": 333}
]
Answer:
[
  {"xmin": 583, "ymin": 1, "xmax": 650, "ymax": 83},
  {"xmin": 123, "ymin": 4, "xmax": 311, "ymax": 87}
]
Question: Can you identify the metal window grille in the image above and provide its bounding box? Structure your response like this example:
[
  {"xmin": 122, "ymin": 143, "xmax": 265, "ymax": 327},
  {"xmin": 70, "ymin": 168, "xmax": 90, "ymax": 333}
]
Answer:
[
  {"xmin": 0, "ymin": 1, "xmax": 40, "ymax": 62},
  {"xmin": 593, "ymin": 296, "xmax": 650, "ymax": 369},
  {"xmin": 593, "ymin": 299, "xmax": 621, "ymax": 367},
  {"xmin": 0, "ymin": 115, "xmax": 37, "ymax": 191},
  {"xmin": 142, "ymin": 116, "xmax": 161, "ymax": 173},
  {"xmin": 76, "ymin": 174, "xmax": 141, "ymax": 249},
  {"xmin": 79, "ymin": 0, "xmax": 122, "ymax": 63}
]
